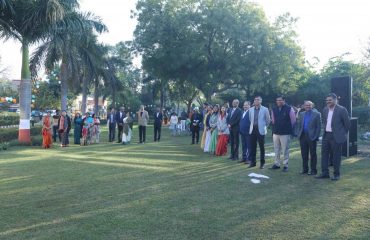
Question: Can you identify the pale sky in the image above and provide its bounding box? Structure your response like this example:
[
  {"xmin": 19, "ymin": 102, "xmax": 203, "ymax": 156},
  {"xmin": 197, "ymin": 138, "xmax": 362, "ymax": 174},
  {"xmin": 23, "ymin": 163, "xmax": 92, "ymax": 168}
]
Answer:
[{"xmin": 1, "ymin": 0, "xmax": 369, "ymax": 79}]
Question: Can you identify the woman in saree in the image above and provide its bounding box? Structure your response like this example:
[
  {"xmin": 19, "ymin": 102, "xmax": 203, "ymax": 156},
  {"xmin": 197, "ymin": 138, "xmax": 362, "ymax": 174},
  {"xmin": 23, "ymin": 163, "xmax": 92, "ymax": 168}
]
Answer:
[
  {"xmin": 203, "ymin": 105, "xmax": 213, "ymax": 152},
  {"xmin": 201, "ymin": 105, "xmax": 212, "ymax": 149},
  {"xmin": 74, "ymin": 113, "xmax": 82, "ymax": 144},
  {"xmin": 42, "ymin": 111, "xmax": 53, "ymax": 148},
  {"xmin": 82, "ymin": 112, "xmax": 93, "ymax": 145},
  {"xmin": 209, "ymin": 104, "xmax": 219, "ymax": 155},
  {"xmin": 92, "ymin": 114, "xmax": 100, "ymax": 144},
  {"xmin": 58, "ymin": 110, "xmax": 70, "ymax": 147},
  {"xmin": 216, "ymin": 106, "xmax": 229, "ymax": 156},
  {"xmin": 122, "ymin": 112, "xmax": 133, "ymax": 144}
]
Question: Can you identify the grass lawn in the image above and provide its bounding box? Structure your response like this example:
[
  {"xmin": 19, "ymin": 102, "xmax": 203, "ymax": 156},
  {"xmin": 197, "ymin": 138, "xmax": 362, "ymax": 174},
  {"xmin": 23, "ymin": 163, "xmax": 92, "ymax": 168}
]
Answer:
[{"xmin": 0, "ymin": 126, "xmax": 369, "ymax": 240}]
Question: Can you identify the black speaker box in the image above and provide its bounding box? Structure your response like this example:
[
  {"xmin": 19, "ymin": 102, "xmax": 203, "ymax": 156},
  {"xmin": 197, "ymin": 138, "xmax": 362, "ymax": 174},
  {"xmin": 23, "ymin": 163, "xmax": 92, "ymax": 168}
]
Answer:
[
  {"xmin": 331, "ymin": 76, "xmax": 352, "ymax": 117},
  {"xmin": 342, "ymin": 118, "xmax": 358, "ymax": 157}
]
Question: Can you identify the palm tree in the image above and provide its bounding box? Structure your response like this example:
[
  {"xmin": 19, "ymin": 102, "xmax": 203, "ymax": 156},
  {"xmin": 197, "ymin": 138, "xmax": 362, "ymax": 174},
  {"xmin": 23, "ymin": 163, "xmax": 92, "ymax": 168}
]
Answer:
[
  {"xmin": 0, "ymin": 0, "xmax": 79, "ymax": 143},
  {"xmin": 30, "ymin": 10, "xmax": 107, "ymax": 112}
]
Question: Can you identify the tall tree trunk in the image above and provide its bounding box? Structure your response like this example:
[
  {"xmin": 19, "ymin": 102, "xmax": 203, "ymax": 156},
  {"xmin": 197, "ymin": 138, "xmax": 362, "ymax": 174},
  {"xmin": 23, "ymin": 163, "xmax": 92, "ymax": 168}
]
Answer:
[
  {"xmin": 94, "ymin": 78, "xmax": 99, "ymax": 115},
  {"xmin": 18, "ymin": 41, "xmax": 31, "ymax": 143},
  {"xmin": 186, "ymin": 100, "xmax": 192, "ymax": 114},
  {"xmin": 60, "ymin": 58, "xmax": 68, "ymax": 111},
  {"xmin": 81, "ymin": 74, "xmax": 88, "ymax": 114},
  {"xmin": 160, "ymin": 85, "xmax": 164, "ymax": 110}
]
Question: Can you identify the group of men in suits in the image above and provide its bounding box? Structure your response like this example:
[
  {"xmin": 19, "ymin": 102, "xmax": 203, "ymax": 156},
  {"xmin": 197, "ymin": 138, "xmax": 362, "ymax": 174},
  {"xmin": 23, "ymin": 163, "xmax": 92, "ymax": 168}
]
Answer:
[
  {"xmin": 226, "ymin": 93, "xmax": 350, "ymax": 181},
  {"xmin": 227, "ymin": 96, "xmax": 271, "ymax": 170},
  {"xmin": 107, "ymin": 106, "xmax": 126, "ymax": 143},
  {"xmin": 106, "ymin": 105, "xmax": 164, "ymax": 144}
]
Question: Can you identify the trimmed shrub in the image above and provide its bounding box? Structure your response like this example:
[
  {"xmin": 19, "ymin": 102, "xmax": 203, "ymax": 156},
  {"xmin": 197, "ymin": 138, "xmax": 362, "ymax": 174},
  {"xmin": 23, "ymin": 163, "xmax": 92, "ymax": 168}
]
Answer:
[
  {"xmin": 0, "ymin": 126, "xmax": 42, "ymax": 143},
  {"xmin": 352, "ymin": 106, "xmax": 370, "ymax": 125},
  {"xmin": 0, "ymin": 113, "xmax": 19, "ymax": 126}
]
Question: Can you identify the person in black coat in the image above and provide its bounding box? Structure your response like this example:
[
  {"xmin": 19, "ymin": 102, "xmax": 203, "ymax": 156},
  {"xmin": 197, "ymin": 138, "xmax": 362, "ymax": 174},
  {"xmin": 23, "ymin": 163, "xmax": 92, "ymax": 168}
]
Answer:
[
  {"xmin": 191, "ymin": 107, "xmax": 203, "ymax": 144},
  {"xmin": 227, "ymin": 99, "xmax": 242, "ymax": 160},
  {"xmin": 153, "ymin": 107, "xmax": 163, "ymax": 141},
  {"xmin": 107, "ymin": 107, "xmax": 116, "ymax": 142},
  {"xmin": 115, "ymin": 107, "xmax": 125, "ymax": 143},
  {"xmin": 239, "ymin": 101, "xmax": 251, "ymax": 164}
]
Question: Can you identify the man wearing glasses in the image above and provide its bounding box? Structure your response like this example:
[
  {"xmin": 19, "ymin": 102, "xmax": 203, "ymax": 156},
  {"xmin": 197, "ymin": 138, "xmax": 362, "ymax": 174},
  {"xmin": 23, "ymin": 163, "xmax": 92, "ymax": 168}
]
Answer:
[{"xmin": 316, "ymin": 93, "xmax": 350, "ymax": 181}]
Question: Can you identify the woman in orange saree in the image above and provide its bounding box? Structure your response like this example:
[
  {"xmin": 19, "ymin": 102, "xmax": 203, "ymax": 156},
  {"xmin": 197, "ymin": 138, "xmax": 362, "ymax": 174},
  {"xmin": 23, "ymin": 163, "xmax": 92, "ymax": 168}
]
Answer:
[{"xmin": 42, "ymin": 112, "xmax": 53, "ymax": 148}]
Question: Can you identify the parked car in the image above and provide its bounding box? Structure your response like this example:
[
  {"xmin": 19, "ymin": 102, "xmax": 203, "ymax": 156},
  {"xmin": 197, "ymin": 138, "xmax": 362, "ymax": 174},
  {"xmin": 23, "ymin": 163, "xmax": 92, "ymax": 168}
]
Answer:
[{"xmin": 31, "ymin": 110, "xmax": 43, "ymax": 122}]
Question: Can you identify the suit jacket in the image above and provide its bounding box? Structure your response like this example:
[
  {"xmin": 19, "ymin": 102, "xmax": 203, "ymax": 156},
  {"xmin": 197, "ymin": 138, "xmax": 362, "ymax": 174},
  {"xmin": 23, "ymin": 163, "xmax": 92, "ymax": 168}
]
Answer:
[
  {"xmin": 154, "ymin": 112, "xmax": 163, "ymax": 126},
  {"xmin": 137, "ymin": 110, "xmax": 149, "ymax": 126},
  {"xmin": 115, "ymin": 111, "xmax": 125, "ymax": 126},
  {"xmin": 239, "ymin": 110, "xmax": 251, "ymax": 135},
  {"xmin": 107, "ymin": 112, "xmax": 117, "ymax": 125},
  {"xmin": 322, "ymin": 104, "xmax": 350, "ymax": 144},
  {"xmin": 249, "ymin": 106, "xmax": 271, "ymax": 135},
  {"xmin": 227, "ymin": 107, "xmax": 242, "ymax": 131},
  {"xmin": 296, "ymin": 109, "xmax": 321, "ymax": 141}
]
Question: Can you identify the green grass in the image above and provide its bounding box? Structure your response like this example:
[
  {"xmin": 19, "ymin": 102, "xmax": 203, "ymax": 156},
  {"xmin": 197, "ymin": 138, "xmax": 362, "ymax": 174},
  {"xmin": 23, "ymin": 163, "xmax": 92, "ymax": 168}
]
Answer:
[{"xmin": 0, "ymin": 126, "xmax": 369, "ymax": 240}]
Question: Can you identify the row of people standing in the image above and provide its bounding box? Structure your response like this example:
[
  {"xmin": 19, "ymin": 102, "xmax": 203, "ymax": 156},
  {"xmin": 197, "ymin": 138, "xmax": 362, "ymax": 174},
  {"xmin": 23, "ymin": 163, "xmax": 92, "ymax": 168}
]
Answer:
[
  {"xmin": 42, "ymin": 110, "xmax": 71, "ymax": 148},
  {"xmin": 190, "ymin": 105, "xmax": 230, "ymax": 156},
  {"xmin": 107, "ymin": 105, "xmax": 149, "ymax": 144},
  {"xmin": 197, "ymin": 93, "xmax": 350, "ymax": 180},
  {"xmin": 43, "ymin": 110, "xmax": 101, "ymax": 148}
]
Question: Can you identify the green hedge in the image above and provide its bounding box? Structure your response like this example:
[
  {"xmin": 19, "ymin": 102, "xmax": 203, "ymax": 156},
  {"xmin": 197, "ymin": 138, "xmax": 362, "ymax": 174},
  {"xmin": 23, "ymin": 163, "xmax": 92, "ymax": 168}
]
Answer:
[
  {"xmin": 0, "ymin": 126, "xmax": 42, "ymax": 143},
  {"xmin": 0, "ymin": 113, "xmax": 19, "ymax": 126},
  {"xmin": 353, "ymin": 106, "xmax": 370, "ymax": 125}
]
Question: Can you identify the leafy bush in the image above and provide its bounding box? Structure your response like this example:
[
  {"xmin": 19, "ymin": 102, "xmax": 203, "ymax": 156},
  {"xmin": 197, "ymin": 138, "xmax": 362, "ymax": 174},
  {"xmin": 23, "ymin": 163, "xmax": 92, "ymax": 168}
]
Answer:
[
  {"xmin": 352, "ymin": 106, "xmax": 370, "ymax": 125},
  {"xmin": 0, "ymin": 113, "xmax": 19, "ymax": 126},
  {"xmin": 0, "ymin": 126, "xmax": 42, "ymax": 143}
]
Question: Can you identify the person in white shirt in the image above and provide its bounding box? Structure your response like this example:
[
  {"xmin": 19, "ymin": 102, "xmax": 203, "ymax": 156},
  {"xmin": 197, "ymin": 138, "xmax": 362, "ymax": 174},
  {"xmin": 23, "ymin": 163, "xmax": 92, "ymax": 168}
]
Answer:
[{"xmin": 169, "ymin": 112, "xmax": 178, "ymax": 136}]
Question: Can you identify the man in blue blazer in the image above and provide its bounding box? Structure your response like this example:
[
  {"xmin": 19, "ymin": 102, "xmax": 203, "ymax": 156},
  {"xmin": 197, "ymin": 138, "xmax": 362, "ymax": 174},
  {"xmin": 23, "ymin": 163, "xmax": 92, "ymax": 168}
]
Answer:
[
  {"xmin": 153, "ymin": 107, "xmax": 163, "ymax": 141},
  {"xmin": 239, "ymin": 101, "xmax": 251, "ymax": 164},
  {"xmin": 248, "ymin": 96, "xmax": 271, "ymax": 169},
  {"xmin": 227, "ymin": 99, "xmax": 242, "ymax": 160}
]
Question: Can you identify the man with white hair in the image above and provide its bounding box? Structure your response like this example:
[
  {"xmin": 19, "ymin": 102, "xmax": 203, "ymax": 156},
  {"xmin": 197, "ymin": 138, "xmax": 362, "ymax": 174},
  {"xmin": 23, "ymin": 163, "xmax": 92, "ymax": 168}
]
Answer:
[{"xmin": 296, "ymin": 100, "xmax": 321, "ymax": 175}]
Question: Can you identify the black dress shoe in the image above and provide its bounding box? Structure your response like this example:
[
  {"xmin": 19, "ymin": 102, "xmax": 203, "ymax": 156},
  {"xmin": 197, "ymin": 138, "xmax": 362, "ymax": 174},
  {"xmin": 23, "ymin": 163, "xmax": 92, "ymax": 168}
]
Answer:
[
  {"xmin": 300, "ymin": 171, "xmax": 308, "ymax": 174},
  {"xmin": 269, "ymin": 164, "xmax": 280, "ymax": 170},
  {"xmin": 238, "ymin": 160, "xmax": 246, "ymax": 163},
  {"xmin": 247, "ymin": 164, "xmax": 256, "ymax": 168},
  {"xmin": 331, "ymin": 175, "xmax": 340, "ymax": 181},
  {"xmin": 315, "ymin": 174, "xmax": 330, "ymax": 179},
  {"xmin": 307, "ymin": 171, "xmax": 317, "ymax": 175}
]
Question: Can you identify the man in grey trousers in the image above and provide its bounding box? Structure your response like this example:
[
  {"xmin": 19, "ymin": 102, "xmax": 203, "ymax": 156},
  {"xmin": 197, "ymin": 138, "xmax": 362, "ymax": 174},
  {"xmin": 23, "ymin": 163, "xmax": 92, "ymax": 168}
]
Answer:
[
  {"xmin": 316, "ymin": 93, "xmax": 350, "ymax": 181},
  {"xmin": 296, "ymin": 101, "xmax": 321, "ymax": 175}
]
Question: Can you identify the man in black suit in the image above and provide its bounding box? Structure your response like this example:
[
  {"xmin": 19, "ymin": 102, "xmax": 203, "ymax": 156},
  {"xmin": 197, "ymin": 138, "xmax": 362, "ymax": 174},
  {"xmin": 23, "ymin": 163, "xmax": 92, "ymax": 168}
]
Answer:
[
  {"xmin": 296, "ymin": 101, "xmax": 321, "ymax": 175},
  {"xmin": 107, "ymin": 107, "xmax": 116, "ymax": 142},
  {"xmin": 239, "ymin": 101, "xmax": 251, "ymax": 164},
  {"xmin": 153, "ymin": 107, "xmax": 163, "ymax": 141},
  {"xmin": 316, "ymin": 93, "xmax": 350, "ymax": 181},
  {"xmin": 227, "ymin": 99, "xmax": 242, "ymax": 160},
  {"xmin": 116, "ymin": 107, "xmax": 125, "ymax": 143}
]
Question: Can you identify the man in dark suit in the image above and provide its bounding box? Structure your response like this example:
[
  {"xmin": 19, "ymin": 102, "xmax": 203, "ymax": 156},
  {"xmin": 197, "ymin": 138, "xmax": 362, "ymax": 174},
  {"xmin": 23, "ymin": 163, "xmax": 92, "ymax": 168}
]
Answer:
[
  {"xmin": 107, "ymin": 107, "xmax": 116, "ymax": 142},
  {"xmin": 239, "ymin": 101, "xmax": 251, "ymax": 164},
  {"xmin": 191, "ymin": 107, "xmax": 202, "ymax": 144},
  {"xmin": 296, "ymin": 101, "xmax": 321, "ymax": 175},
  {"xmin": 153, "ymin": 107, "xmax": 163, "ymax": 141},
  {"xmin": 227, "ymin": 99, "xmax": 242, "ymax": 160},
  {"xmin": 316, "ymin": 93, "xmax": 350, "ymax": 181},
  {"xmin": 116, "ymin": 107, "xmax": 125, "ymax": 143}
]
